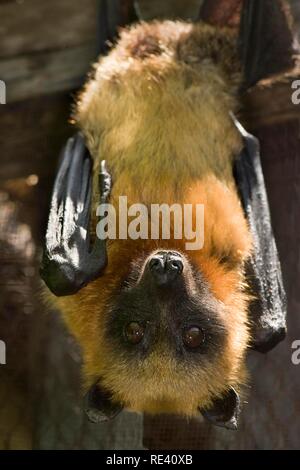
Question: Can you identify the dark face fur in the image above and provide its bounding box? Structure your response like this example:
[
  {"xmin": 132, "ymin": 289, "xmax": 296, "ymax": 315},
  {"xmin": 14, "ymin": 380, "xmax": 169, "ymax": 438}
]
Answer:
[{"xmin": 106, "ymin": 250, "xmax": 227, "ymax": 367}]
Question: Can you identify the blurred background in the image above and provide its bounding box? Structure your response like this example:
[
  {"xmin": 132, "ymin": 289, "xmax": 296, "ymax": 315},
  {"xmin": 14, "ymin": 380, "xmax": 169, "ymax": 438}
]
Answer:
[{"xmin": 0, "ymin": 0, "xmax": 299, "ymax": 449}]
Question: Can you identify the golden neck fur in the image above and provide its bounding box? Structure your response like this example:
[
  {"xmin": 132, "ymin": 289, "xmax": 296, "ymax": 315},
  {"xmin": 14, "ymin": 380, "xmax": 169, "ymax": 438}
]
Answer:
[{"xmin": 76, "ymin": 21, "xmax": 243, "ymax": 205}]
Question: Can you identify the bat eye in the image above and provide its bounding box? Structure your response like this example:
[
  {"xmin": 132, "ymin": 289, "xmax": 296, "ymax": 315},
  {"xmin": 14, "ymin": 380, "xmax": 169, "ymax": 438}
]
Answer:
[
  {"xmin": 183, "ymin": 326, "xmax": 205, "ymax": 349},
  {"xmin": 125, "ymin": 322, "xmax": 145, "ymax": 345}
]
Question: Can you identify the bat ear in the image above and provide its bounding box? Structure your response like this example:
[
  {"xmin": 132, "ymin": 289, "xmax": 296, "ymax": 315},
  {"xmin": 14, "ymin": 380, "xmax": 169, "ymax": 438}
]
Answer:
[
  {"xmin": 200, "ymin": 387, "xmax": 240, "ymax": 430},
  {"xmin": 233, "ymin": 117, "xmax": 287, "ymax": 353},
  {"xmin": 238, "ymin": 0, "xmax": 294, "ymax": 90},
  {"xmin": 84, "ymin": 381, "xmax": 123, "ymax": 424}
]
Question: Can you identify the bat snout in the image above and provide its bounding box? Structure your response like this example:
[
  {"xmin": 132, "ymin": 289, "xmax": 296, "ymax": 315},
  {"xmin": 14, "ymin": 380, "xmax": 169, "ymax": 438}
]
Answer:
[{"xmin": 147, "ymin": 251, "xmax": 184, "ymax": 286}]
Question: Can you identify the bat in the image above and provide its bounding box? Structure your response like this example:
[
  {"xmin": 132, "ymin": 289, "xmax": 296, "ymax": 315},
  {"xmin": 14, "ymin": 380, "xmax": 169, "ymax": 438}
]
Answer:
[{"xmin": 41, "ymin": 0, "xmax": 287, "ymax": 430}]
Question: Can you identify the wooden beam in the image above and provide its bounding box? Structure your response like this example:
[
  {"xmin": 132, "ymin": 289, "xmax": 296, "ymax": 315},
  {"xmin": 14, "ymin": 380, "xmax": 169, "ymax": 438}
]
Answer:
[
  {"xmin": 242, "ymin": 69, "xmax": 300, "ymax": 129},
  {"xmin": 2, "ymin": 44, "xmax": 97, "ymax": 103},
  {"xmin": 0, "ymin": 93, "xmax": 73, "ymax": 183},
  {"xmin": 135, "ymin": 0, "xmax": 203, "ymax": 21},
  {"xmin": 0, "ymin": 0, "xmax": 98, "ymax": 103},
  {"xmin": 0, "ymin": 0, "xmax": 97, "ymax": 59}
]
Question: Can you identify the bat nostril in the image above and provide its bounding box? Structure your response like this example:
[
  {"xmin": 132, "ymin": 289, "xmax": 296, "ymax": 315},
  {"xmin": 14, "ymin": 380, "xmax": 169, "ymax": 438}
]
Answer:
[
  {"xmin": 148, "ymin": 252, "xmax": 184, "ymax": 285},
  {"xmin": 149, "ymin": 256, "xmax": 165, "ymax": 273},
  {"xmin": 169, "ymin": 258, "xmax": 183, "ymax": 275}
]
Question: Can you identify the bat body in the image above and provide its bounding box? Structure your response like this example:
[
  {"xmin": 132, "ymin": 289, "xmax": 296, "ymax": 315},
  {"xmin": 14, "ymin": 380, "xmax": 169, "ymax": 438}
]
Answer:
[{"xmin": 41, "ymin": 14, "xmax": 287, "ymax": 429}]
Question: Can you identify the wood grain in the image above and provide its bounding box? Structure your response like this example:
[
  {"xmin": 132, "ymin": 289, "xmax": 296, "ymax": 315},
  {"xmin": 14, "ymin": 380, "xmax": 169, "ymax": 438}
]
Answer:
[
  {"xmin": 135, "ymin": 0, "xmax": 203, "ymax": 20},
  {"xmin": 0, "ymin": 92, "xmax": 73, "ymax": 183},
  {"xmin": 0, "ymin": 0, "xmax": 97, "ymax": 59},
  {"xmin": 243, "ymin": 70, "xmax": 300, "ymax": 128},
  {"xmin": 1, "ymin": 44, "xmax": 97, "ymax": 102},
  {"xmin": 0, "ymin": 0, "xmax": 98, "ymax": 102}
]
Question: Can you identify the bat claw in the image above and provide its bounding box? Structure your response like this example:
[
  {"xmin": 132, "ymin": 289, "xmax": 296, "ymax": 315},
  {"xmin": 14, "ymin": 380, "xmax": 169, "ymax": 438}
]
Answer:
[{"xmin": 99, "ymin": 160, "xmax": 112, "ymax": 203}]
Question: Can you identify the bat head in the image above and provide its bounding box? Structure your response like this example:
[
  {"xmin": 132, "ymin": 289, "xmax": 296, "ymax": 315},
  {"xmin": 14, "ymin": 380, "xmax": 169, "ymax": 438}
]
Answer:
[{"xmin": 76, "ymin": 231, "xmax": 250, "ymax": 430}]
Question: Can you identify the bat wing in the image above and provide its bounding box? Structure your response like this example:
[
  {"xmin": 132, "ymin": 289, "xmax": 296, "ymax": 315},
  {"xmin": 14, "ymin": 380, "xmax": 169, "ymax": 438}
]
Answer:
[
  {"xmin": 84, "ymin": 381, "xmax": 123, "ymax": 424},
  {"xmin": 97, "ymin": 0, "xmax": 138, "ymax": 55},
  {"xmin": 233, "ymin": 119, "xmax": 287, "ymax": 352},
  {"xmin": 40, "ymin": 133, "xmax": 111, "ymax": 296},
  {"xmin": 200, "ymin": 0, "xmax": 295, "ymax": 90},
  {"xmin": 238, "ymin": 0, "xmax": 294, "ymax": 90}
]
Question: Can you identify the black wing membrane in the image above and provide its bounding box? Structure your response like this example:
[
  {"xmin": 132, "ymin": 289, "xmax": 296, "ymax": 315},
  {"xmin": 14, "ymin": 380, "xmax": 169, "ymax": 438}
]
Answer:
[
  {"xmin": 201, "ymin": 387, "xmax": 240, "ymax": 431},
  {"xmin": 239, "ymin": 0, "xmax": 294, "ymax": 90},
  {"xmin": 84, "ymin": 381, "xmax": 123, "ymax": 424},
  {"xmin": 40, "ymin": 133, "xmax": 111, "ymax": 296},
  {"xmin": 233, "ymin": 119, "xmax": 287, "ymax": 353},
  {"xmin": 97, "ymin": 0, "xmax": 138, "ymax": 55}
]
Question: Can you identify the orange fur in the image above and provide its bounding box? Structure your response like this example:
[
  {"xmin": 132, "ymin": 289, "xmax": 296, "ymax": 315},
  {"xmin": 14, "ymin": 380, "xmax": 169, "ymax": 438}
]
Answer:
[{"xmin": 49, "ymin": 20, "xmax": 253, "ymax": 416}]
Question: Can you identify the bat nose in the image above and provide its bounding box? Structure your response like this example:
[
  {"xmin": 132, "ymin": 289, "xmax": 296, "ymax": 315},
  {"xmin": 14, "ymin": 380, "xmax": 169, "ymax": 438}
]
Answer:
[{"xmin": 148, "ymin": 251, "xmax": 183, "ymax": 286}]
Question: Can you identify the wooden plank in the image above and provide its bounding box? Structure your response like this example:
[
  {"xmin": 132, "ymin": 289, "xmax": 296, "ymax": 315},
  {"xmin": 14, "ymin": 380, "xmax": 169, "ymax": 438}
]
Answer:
[
  {"xmin": 135, "ymin": 0, "xmax": 203, "ymax": 20},
  {"xmin": 0, "ymin": 0, "xmax": 99, "ymax": 102},
  {"xmin": 1, "ymin": 44, "xmax": 97, "ymax": 103},
  {"xmin": 0, "ymin": 0, "xmax": 97, "ymax": 59},
  {"xmin": 242, "ymin": 70, "xmax": 300, "ymax": 129},
  {"xmin": 0, "ymin": 93, "xmax": 73, "ymax": 183}
]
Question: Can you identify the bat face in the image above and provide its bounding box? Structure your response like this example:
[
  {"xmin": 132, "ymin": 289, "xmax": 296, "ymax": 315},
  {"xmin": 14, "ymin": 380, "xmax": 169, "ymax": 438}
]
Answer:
[
  {"xmin": 104, "ymin": 250, "xmax": 228, "ymax": 412},
  {"xmin": 66, "ymin": 230, "xmax": 250, "ymax": 425}
]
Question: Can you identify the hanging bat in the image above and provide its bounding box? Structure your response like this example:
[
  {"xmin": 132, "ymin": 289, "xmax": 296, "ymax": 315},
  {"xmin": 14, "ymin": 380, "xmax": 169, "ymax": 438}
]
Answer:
[{"xmin": 40, "ymin": 0, "xmax": 287, "ymax": 430}]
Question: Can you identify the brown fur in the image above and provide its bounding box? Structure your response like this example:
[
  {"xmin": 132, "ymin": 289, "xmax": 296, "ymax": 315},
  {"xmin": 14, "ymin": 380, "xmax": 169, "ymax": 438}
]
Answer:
[{"xmin": 49, "ymin": 21, "xmax": 252, "ymax": 416}]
